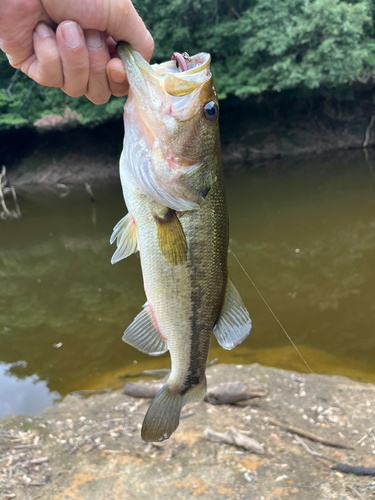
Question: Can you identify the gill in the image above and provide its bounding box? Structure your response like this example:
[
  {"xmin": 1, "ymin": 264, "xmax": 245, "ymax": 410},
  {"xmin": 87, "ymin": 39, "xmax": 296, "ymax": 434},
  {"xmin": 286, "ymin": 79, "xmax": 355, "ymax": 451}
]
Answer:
[{"xmin": 229, "ymin": 248, "xmax": 314, "ymax": 374}]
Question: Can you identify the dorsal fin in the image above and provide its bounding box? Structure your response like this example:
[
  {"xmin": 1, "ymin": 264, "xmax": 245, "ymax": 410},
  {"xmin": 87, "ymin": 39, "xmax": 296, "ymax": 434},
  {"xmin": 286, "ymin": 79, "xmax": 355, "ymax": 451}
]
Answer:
[
  {"xmin": 122, "ymin": 303, "xmax": 168, "ymax": 356},
  {"xmin": 213, "ymin": 278, "xmax": 251, "ymax": 350},
  {"xmin": 110, "ymin": 214, "xmax": 139, "ymax": 264}
]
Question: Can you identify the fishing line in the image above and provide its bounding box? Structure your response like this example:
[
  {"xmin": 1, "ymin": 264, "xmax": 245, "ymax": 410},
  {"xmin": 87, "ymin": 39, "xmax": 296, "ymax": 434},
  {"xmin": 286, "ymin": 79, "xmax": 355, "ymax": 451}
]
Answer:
[{"xmin": 229, "ymin": 248, "xmax": 314, "ymax": 374}]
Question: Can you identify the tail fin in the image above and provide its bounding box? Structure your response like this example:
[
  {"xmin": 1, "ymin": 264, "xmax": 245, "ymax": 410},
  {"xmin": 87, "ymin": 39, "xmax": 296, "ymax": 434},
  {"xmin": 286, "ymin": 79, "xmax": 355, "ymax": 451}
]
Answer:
[{"xmin": 141, "ymin": 380, "xmax": 206, "ymax": 442}]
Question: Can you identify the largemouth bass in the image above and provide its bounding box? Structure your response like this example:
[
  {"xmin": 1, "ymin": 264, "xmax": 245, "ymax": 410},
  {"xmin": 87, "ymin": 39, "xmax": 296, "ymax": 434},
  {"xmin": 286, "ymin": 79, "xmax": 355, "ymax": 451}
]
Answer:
[{"xmin": 111, "ymin": 43, "xmax": 251, "ymax": 442}]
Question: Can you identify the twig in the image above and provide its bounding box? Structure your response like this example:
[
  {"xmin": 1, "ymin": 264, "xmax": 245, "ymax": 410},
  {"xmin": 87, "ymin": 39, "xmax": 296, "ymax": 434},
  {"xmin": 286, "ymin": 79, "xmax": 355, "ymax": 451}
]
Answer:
[
  {"xmin": 207, "ymin": 358, "xmax": 218, "ymax": 367},
  {"xmin": 294, "ymin": 435, "xmax": 322, "ymax": 457},
  {"xmin": 69, "ymin": 427, "xmax": 119, "ymax": 455},
  {"xmin": 205, "ymin": 382, "xmax": 267, "ymax": 405},
  {"xmin": 294, "ymin": 435, "xmax": 337, "ymax": 464},
  {"xmin": 6, "ymin": 69, "xmax": 20, "ymax": 102},
  {"xmin": 56, "ymin": 183, "xmax": 70, "ymax": 198},
  {"xmin": 84, "ymin": 182, "xmax": 95, "ymax": 203},
  {"xmin": 123, "ymin": 382, "xmax": 162, "ymax": 399},
  {"xmin": 232, "ymin": 392, "xmax": 268, "ymax": 406},
  {"xmin": 356, "ymin": 427, "xmax": 372, "ymax": 445},
  {"xmin": 363, "ymin": 112, "xmax": 375, "ymax": 148},
  {"xmin": 0, "ymin": 166, "xmax": 21, "ymax": 220},
  {"xmin": 180, "ymin": 411, "xmax": 194, "ymax": 420},
  {"xmin": 346, "ymin": 484, "xmax": 365, "ymax": 500},
  {"xmin": 222, "ymin": 0, "xmax": 241, "ymax": 19},
  {"xmin": 204, "ymin": 427, "xmax": 265, "ymax": 454},
  {"xmin": 29, "ymin": 457, "xmax": 49, "ymax": 465},
  {"xmin": 331, "ymin": 464, "xmax": 375, "ymax": 476},
  {"xmin": 8, "ymin": 186, "xmax": 21, "ymax": 217},
  {"xmin": 268, "ymin": 417, "xmax": 353, "ymax": 449},
  {"xmin": 0, "ymin": 166, "xmax": 11, "ymax": 218},
  {"xmin": 292, "ymin": 481, "xmax": 328, "ymax": 490},
  {"xmin": 14, "ymin": 445, "xmax": 41, "ymax": 450}
]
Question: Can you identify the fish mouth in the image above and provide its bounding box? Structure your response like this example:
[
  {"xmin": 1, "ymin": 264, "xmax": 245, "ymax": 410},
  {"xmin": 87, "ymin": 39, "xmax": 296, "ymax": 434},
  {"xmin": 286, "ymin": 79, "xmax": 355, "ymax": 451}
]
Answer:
[{"xmin": 116, "ymin": 42, "xmax": 212, "ymax": 119}]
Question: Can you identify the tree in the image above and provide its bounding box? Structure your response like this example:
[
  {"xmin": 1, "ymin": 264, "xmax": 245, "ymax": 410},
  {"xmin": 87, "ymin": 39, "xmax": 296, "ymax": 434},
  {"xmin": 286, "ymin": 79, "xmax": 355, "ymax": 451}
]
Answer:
[{"xmin": 1, "ymin": 0, "xmax": 375, "ymax": 129}]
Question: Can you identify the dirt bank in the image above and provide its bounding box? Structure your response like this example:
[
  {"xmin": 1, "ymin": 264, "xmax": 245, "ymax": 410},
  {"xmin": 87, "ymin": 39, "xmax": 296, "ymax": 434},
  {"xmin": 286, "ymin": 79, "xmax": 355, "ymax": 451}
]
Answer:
[
  {"xmin": 1, "ymin": 363, "xmax": 374, "ymax": 500},
  {"xmin": 3, "ymin": 91, "xmax": 375, "ymax": 186}
]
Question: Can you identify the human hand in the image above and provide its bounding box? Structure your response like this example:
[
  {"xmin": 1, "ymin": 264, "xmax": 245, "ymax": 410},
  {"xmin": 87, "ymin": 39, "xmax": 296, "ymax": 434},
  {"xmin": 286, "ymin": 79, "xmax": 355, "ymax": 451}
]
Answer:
[{"xmin": 0, "ymin": 0, "xmax": 154, "ymax": 104}]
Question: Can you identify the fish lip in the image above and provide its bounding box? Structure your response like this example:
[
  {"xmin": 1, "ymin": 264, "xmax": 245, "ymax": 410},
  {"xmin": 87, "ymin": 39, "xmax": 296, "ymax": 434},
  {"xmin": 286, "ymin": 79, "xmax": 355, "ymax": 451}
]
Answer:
[
  {"xmin": 116, "ymin": 42, "xmax": 211, "ymax": 97},
  {"xmin": 116, "ymin": 42, "xmax": 158, "ymax": 81}
]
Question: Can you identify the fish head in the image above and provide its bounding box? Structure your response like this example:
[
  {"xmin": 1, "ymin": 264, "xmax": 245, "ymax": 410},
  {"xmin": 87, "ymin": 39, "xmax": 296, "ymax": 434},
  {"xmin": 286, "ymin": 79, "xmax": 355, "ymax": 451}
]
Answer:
[{"xmin": 117, "ymin": 43, "xmax": 221, "ymax": 211}]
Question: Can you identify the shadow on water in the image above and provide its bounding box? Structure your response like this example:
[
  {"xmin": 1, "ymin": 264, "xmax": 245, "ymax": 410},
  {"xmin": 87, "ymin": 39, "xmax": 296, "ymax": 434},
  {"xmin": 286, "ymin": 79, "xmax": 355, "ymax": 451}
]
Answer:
[{"xmin": 0, "ymin": 148, "xmax": 374, "ymax": 416}]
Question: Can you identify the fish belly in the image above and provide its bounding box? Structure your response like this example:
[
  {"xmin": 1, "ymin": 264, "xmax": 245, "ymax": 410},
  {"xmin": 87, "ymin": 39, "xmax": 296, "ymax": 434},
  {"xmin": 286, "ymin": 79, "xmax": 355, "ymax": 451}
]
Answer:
[{"xmin": 122, "ymin": 175, "xmax": 228, "ymax": 394}]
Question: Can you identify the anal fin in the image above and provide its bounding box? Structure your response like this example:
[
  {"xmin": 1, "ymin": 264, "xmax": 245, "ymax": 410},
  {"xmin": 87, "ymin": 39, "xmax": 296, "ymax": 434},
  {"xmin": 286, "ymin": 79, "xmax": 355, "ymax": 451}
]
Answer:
[
  {"xmin": 110, "ymin": 213, "xmax": 139, "ymax": 264},
  {"xmin": 213, "ymin": 278, "xmax": 251, "ymax": 350},
  {"xmin": 155, "ymin": 208, "xmax": 187, "ymax": 266},
  {"xmin": 122, "ymin": 302, "xmax": 168, "ymax": 356}
]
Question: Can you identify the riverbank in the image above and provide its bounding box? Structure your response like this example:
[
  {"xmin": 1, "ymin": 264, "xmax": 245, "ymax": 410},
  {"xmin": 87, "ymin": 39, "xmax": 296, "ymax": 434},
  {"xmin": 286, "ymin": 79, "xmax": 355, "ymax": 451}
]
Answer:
[
  {"xmin": 1, "ymin": 363, "xmax": 374, "ymax": 500},
  {"xmin": 3, "ymin": 92, "xmax": 375, "ymax": 186}
]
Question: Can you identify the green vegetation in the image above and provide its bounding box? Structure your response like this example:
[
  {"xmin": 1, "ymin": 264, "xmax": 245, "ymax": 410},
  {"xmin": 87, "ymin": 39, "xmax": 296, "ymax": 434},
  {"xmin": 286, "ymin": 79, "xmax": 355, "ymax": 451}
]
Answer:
[{"xmin": 1, "ymin": 0, "xmax": 375, "ymax": 129}]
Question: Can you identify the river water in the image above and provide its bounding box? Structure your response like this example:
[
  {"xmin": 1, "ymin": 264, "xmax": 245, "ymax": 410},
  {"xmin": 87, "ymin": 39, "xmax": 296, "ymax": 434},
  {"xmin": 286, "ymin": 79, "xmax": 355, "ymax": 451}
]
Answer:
[{"xmin": 0, "ymin": 150, "xmax": 374, "ymax": 417}]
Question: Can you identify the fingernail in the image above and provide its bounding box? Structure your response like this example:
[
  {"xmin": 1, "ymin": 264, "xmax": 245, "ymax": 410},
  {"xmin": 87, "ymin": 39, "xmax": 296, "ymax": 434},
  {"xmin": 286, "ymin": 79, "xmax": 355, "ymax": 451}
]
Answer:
[
  {"xmin": 85, "ymin": 30, "xmax": 103, "ymax": 49},
  {"xmin": 35, "ymin": 22, "xmax": 52, "ymax": 39},
  {"xmin": 110, "ymin": 67, "xmax": 126, "ymax": 84},
  {"xmin": 62, "ymin": 21, "xmax": 82, "ymax": 49}
]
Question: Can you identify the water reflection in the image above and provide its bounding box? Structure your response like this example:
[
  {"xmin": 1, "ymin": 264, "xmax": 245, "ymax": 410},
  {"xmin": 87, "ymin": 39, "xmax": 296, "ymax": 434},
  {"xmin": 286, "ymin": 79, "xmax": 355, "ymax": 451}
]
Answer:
[
  {"xmin": 0, "ymin": 150, "xmax": 374, "ymax": 416},
  {"xmin": 0, "ymin": 362, "xmax": 60, "ymax": 417}
]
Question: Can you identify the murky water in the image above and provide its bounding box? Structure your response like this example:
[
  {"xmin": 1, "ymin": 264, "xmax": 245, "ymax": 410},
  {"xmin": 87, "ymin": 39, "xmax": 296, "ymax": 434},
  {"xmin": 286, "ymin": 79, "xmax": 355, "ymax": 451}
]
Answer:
[{"xmin": 1, "ymin": 150, "xmax": 374, "ymax": 417}]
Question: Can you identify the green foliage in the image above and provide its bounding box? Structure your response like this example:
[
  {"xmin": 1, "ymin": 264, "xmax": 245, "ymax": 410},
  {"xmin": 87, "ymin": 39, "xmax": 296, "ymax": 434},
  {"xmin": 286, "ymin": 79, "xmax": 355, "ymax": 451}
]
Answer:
[
  {"xmin": 1, "ymin": 0, "xmax": 375, "ymax": 129},
  {"xmin": 0, "ymin": 50, "xmax": 125, "ymax": 130},
  {"xmin": 138, "ymin": 0, "xmax": 375, "ymax": 98}
]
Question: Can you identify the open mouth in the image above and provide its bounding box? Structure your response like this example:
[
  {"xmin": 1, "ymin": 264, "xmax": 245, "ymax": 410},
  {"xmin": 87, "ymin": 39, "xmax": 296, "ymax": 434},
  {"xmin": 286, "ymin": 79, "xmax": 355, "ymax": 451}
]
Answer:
[{"xmin": 116, "ymin": 42, "xmax": 211, "ymax": 98}]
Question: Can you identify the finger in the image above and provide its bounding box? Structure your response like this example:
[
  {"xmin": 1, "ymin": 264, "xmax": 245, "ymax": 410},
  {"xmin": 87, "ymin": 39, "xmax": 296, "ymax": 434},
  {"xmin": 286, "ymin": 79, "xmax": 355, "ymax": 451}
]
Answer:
[
  {"xmin": 55, "ymin": 20, "xmax": 89, "ymax": 97},
  {"xmin": 21, "ymin": 23, "xmax": 63, "ymax": 87},
  {"xmin": 84, "ymin": 29, "xmax": 111, "ymax": 104},
  {"xmin": 106, "ymin": 35, "xmax": 118, "ymax": 59},
  {"xmin": 106, "ymin": 57, "xmax": 129, "ymax": 97},
  {"xmin": 42, "ymin": 0, "xmax": 154, "ymax": 61},
  {"xmin": 0, "ymin": 0, "xmax": 52, "ymax": 69}
]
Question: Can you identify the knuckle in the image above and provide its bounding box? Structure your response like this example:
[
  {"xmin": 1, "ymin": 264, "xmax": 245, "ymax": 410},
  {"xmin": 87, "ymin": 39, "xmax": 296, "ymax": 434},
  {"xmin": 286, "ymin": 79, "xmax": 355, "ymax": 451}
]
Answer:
[
  {"xmin": 88, "ymin": 94, "xmax": 110, "ymax": 105},
  {"xmin": 37, "ymin": 74, "xmax": 63, "ymax": 87},
  {"xmin": 40, "ymin": 52, "xmax": 61, "ymax": 67},
  {"xmin": 62, "ymin": 87, "xmax": 87, "ymax": 98},
  {"xmin": 89, "ymin": 62, "xmax": 107, "ymax": 76},
  {"xmin": 66, "ymin": 59, "xmax": 89, "ymax": 72}
]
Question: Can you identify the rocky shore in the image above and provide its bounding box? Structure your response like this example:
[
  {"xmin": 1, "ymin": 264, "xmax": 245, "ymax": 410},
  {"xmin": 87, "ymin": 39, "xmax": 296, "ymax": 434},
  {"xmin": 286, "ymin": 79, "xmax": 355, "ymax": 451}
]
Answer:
[{"xmin": 1, "ymin": 363, "xmax": 374, "ymax": 500}]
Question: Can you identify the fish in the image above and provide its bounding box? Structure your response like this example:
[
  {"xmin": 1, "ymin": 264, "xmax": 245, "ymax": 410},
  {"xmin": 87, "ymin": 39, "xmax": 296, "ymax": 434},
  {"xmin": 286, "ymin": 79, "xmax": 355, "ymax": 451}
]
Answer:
[{"xmin": 111, "ymin": 42, "xmax": 252, "ymax": 442}]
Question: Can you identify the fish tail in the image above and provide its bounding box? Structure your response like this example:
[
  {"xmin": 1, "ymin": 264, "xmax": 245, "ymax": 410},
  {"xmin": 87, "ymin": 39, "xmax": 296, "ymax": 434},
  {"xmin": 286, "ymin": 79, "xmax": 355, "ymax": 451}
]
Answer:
[{"xmin": 141, "ymin": 379, "xmax": 206, "ymax": 442}]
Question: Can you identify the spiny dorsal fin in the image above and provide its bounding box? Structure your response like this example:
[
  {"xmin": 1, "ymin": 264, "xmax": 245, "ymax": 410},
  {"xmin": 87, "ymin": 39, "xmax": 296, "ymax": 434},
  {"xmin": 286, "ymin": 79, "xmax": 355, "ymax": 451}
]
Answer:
[
  {"xmin": 122, "ymin": 302, "xmax": 168, "ymax": 356},
  {"xmin": 110, "ymin": 214, "xmax": 139, "ymax": 264},
  {"xmin": 213, "ymin": 278, "xmax": 251, "ymax": 350},
  {"xmin": 154, "ymin": 208, "xmax": 187, "ymax": 266}
]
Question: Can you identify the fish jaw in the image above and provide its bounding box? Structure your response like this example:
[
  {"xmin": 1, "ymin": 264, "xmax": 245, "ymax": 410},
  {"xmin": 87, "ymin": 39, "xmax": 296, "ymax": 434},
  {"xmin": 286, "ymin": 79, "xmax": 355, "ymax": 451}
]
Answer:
[{"xmin": 117, "ymin": 43, "xmax": 219, "ymax": 211}]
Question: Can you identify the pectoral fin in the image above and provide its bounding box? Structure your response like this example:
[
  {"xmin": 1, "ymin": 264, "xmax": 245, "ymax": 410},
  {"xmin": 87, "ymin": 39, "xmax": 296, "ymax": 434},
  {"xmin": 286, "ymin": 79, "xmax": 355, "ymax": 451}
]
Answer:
[
  {"xmin": 122, "ymin": 302, "xmax": 168, "ymax": 356},
  {"xmin": 110, "ymin": 214, "xmax": 139, "ymax": 264},
  {"xmin": 155, "ymin": 209, "xmax": 187, "ymax": 266},
  {"xmin": 213, "ymin": 278, "xmax": 251, "ymax": 350}
]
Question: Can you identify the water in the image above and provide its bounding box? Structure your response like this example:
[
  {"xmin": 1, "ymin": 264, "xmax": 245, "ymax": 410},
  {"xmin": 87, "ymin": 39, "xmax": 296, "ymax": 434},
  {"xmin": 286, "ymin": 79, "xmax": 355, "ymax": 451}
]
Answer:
[{"xmin": 0, "ymin": 150, "xmax": 374, "ymax": 417}]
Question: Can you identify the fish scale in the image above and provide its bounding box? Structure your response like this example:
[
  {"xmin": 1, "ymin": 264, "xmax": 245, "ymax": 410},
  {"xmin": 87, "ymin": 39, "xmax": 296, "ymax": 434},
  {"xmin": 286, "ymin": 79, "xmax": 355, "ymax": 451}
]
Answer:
[{"xmin": 111, "ymin": 43, "xmax": 252, "ymax": 441}]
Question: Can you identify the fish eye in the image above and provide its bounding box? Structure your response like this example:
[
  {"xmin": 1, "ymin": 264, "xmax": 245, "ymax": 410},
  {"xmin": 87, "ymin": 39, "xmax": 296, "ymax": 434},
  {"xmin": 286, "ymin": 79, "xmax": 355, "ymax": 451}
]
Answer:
[{"xmin": 203, "ymin": 101, "xmax": 218, "ymax": 122}]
